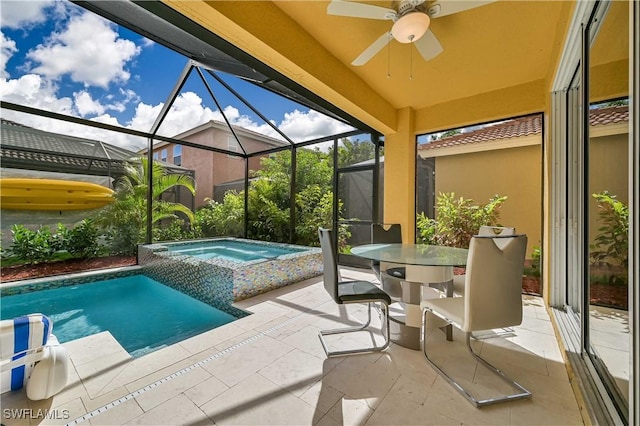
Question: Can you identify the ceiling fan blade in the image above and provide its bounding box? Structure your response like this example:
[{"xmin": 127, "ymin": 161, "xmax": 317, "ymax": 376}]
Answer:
[
  {"xmin": 427, "ymin": 1, "xmax": 496, "ymax": 19},
  {"xmin": 414, "ymin": 29, "xmax": 443, "ymax": 61},
  {"xmin": 327, "ymin": 0, "xmax": 396, "ymax": 20},
  {"xmin": 352, "ymin": 32, "xmax": 392, "ymax": 66}
]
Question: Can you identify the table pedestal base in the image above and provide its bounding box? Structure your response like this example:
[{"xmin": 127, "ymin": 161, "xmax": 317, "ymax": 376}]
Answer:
[{"xmin": 389, "ymin": 313, "xmax": 421, "ymax": 350}]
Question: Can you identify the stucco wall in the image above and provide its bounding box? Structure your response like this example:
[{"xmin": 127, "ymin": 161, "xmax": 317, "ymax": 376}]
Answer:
[{"xmin": 434, "ymin": 144, "xmax": 543, "ymax": 258}]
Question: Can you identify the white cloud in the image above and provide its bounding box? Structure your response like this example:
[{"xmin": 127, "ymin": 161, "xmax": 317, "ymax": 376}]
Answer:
[
  {"xmin": 278, "ymin": 109, "xmax": 354, "ymax": 142},
  {"xmin": 0, "ymin": 0, "xmax": 55, "ymax": 29},
  {"xmin": 131, "ymin": 92, "xmax": 219, "ymax": 136},
  {"xmin": 73, "ymin": 90, "xmax": 105, "ymax": 116},
  {"xmin": 1, "ymin": 32, "xmax": 17, "ymax": 78},
  {"xmin": 27, "ymin": 12, "xmax": 140, "ymax": 88},
  {"xmin": 0, "ymin": 73, "xmax": 73, "ymax": 113}
]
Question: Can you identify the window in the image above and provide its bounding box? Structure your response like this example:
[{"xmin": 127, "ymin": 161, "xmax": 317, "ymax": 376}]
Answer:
[
  {"xmin": 227, "ymin": 136, "xmax": 240, "ymax": 158},
  {"xmin": 153, "ymin": 152, "xmax": 158, "ymax": 160},
  {"xmin": 173, "ymin": 145, "xmax": 182, "ymax": 166},
  {"xmin": 160, "ymin": 149, "xmax": 167, "ymax": 162}
]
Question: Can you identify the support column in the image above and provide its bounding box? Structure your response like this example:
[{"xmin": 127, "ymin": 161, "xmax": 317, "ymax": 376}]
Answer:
[{"xmin": 383, "ymin": 107, "xmax": 416, "ymax": 242}]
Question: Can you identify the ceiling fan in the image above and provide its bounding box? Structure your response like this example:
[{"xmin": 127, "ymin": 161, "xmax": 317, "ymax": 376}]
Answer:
[{"xmin": 327, "ymin": 0, "xmax": 496, "ymax": 66}]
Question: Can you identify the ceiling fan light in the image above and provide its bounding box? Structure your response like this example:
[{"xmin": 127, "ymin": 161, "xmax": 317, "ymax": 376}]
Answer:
[{"xmin": 391, "ymin": 12, "xmax": 430, "ymax": 44}]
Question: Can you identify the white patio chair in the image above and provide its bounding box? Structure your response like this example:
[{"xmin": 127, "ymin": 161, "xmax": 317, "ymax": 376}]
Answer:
[{"xmin": 420, "ymin": 234, "xmax": 531, "ymax": 407}]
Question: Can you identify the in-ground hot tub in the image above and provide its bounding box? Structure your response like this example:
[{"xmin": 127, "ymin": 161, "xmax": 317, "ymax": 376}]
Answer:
[{"xmin": 138, "ymin": 238, "xmax": 322, "ymax": 310}]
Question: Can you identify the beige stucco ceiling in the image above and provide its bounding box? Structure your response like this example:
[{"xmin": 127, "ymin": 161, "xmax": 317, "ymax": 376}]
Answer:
[{"xmin": 164, "ymin": 1, "xmax": 574, "ymax": 134}]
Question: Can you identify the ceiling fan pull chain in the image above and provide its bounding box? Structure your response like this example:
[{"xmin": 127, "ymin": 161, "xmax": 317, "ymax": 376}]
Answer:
[
  {"xmin": 387, "ymin": 38, "xmax": 391, "ymax": 78},
  {"xmin": 409, "ymin": 35, "xmax": 414, "ymax": 80}
]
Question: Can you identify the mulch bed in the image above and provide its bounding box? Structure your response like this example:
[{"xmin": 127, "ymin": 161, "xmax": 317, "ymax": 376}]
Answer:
[{"xmin": 0, "ymin": 256, "xmax": 137, "ymax": 282}]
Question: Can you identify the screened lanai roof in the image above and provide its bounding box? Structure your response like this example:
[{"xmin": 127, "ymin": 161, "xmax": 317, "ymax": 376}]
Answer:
[
  {"xmin": 0, "ymin": 1, "xmax": 374, "ymax": 161},
  {"xmin": 72, "ymin": 0, "xmax": 372, "ymax": 154}
]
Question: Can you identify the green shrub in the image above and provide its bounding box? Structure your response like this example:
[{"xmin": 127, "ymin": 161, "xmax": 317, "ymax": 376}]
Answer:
[
  {"xmin": 104, "ymin": 222, "xmax": 140, "ymax": 256},
  {"xmin": 65, "ymin": 219, "xmax": 102, "ymax": 258},
  {"xmin": 590, "ymin": 191, "xmax": 628, "ymax": 285},
  {"xmin": 195, "ymin": 193, "xmax": 245, "ymax": 238},
  {"xmin": 9, "ymin": 224, "xmax": 60, "ymax": 264},
  {"xmin": 416, "ymin": 214, "xmax": 438, "ymax": 245},
  {"xmin": 416, "ymin": 192, "xmax": 507, "ymax": 248},
  {"xmin": 524, "ymin": 245, "xmax": 541, "ymax": 277},
  {"xmin": 153, "ymin": 219, "xmax": 200, "ymax": 242}
]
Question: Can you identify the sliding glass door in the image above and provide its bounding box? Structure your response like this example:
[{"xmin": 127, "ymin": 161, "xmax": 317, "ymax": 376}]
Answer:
[
  {"xmin": 585, "ymin": 0, "xmax": 630, "ymax": 414},
  {"xmin": 562, "ymin": 1, "xmax": 631, "ymax": 422}
]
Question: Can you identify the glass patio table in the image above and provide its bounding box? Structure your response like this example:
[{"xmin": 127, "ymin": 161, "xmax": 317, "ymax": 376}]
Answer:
[{"xmin": 350, "ymin": 243, "xmax": 468, "ymax": 349}]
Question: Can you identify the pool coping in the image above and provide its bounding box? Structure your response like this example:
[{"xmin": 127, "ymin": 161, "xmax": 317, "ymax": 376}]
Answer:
[{"xmin": 0, "ymin": 265, "xmax": 142, "ymax": 295}]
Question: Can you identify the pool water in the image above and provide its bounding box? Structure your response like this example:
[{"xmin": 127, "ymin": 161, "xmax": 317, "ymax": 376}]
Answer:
[
  {"xmin": 168, "ymin": 240, "xmax": 302, "ymax": 261},
  {"xmin": 1, "ymin": 275, "xmax": 237, "ymax": 358}
]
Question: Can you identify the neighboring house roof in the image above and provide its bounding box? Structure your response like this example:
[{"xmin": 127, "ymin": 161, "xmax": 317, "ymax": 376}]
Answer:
[
  {"xmin": 1, "ymin": 118, "xmax": 137, "ymax": 177},
  {"xmin": 418, "ymin": 115, "xmax": 542, "ymax": 152},
  {"xmin": 418, "ymin": 105, "xmax": 628, "ymax": 153},
  {"xmin": 144, "ymin": 119, "xmax": 289, "ymax": 154}
]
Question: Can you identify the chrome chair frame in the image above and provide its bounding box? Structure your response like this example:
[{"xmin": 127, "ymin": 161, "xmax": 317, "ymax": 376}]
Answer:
[
  {"xmin": 318, "ymin": 228, "xmax": 391, "ymax": 357},
  {"xmin": 421, "ymin": 310, "xmax": 532, "ymax": 407}
]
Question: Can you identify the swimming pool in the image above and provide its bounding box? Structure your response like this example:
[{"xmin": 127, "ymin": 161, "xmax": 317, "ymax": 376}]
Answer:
[
  {"xmin": 1, "ymin": 274, "xmax": 237, "ymax": 358},
  {"xmin": 140, "ymin": 238, "xmax": 322, "ymax": 304}
]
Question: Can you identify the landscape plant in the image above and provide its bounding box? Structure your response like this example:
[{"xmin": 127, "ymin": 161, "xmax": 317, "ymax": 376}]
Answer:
[
  {"xmin": 195, "ymin": 141, "xmax": 373, "ymax": 247},
  {"xmin": 95, "ymin": 157, "xmax": 196, "ymax": 255},
  {"xmin": 590, "ymin": 191, "xmax": 629, "ymax": 285},
  {"xmin": 523, "ymin": 245, "xmax": 541, "ymax": 277},
  {"xmin": 6, "ymin": 220, "xmax": 103, "ymax": 265},
  {"xmin": 7, "ymin": 224, "xmax": 60, "ymax": 264},
  {"xmin": 62, "ymin": 219, "xmax": 102, "ymax": 258},
  {"xmin": 416, "ymin": 192, "xmax": 508, "ymax": 248},
  {"xmin": 195, "ymin": 193, "xmax": 245, "ymax": 238}
]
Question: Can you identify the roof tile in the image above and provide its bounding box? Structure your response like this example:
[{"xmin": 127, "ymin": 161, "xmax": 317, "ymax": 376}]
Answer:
[{"xmin": 419, "ymin": 105, "xmax": 627, "ymax": 151}]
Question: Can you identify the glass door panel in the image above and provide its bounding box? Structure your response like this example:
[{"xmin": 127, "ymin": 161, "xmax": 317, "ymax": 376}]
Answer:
[{"xmin": 587, "ymin": 0, "xmax": 630, "ymax": 413}]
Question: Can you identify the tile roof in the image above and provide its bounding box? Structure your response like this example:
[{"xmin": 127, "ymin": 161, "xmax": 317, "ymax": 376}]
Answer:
[
  {"xmin": 418, "ymin": 115, "xmax": 542, "ymax": 151},
  {"xmin": 588, "ymin": 104, "xmax": 629, "ymax": 126},
  {"xmin": 418, "ymin": 105, "xmax": 628, "ymax": 151},
  {"xmin": 1, "ymin": 118, "xmax": 137, "ymax": 177}
]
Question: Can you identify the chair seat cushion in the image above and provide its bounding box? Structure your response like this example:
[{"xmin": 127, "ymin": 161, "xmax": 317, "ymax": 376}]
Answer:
[
  {"xmin": 338, "ymin": 280, "xmax": 392, "ymax": 305},
  {"xmin": 421, "ymin": 297, "xmax": 465, "ymax": 329}
]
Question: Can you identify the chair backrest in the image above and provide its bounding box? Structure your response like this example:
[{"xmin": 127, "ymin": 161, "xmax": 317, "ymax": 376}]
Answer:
[
  {"xmin": 371, "ymin": 223, "xmax": 403, "ymax": 244},
  {"xmin": 478, "ymin": 226, "xmax": 515, "ymax": 236},
  {"xmin": 463, "ymin": 235, "xmax": 527, "ymax": 332},
  {"xmin": 1, "ymin": 314, "xmax": 52, "ymax": 392},
  {"xmin": 318, "ymin": 228, "xmax": 340, "ymax": 304},
  {"xmin": 478, "ymin": 226, "xmax": 515, "ymax": 250}
]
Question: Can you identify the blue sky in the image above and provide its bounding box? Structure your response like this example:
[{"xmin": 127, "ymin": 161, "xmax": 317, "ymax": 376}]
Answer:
[{"xmin": 0, "ymin": 0, "xmax": 353, "ymax": 150}]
